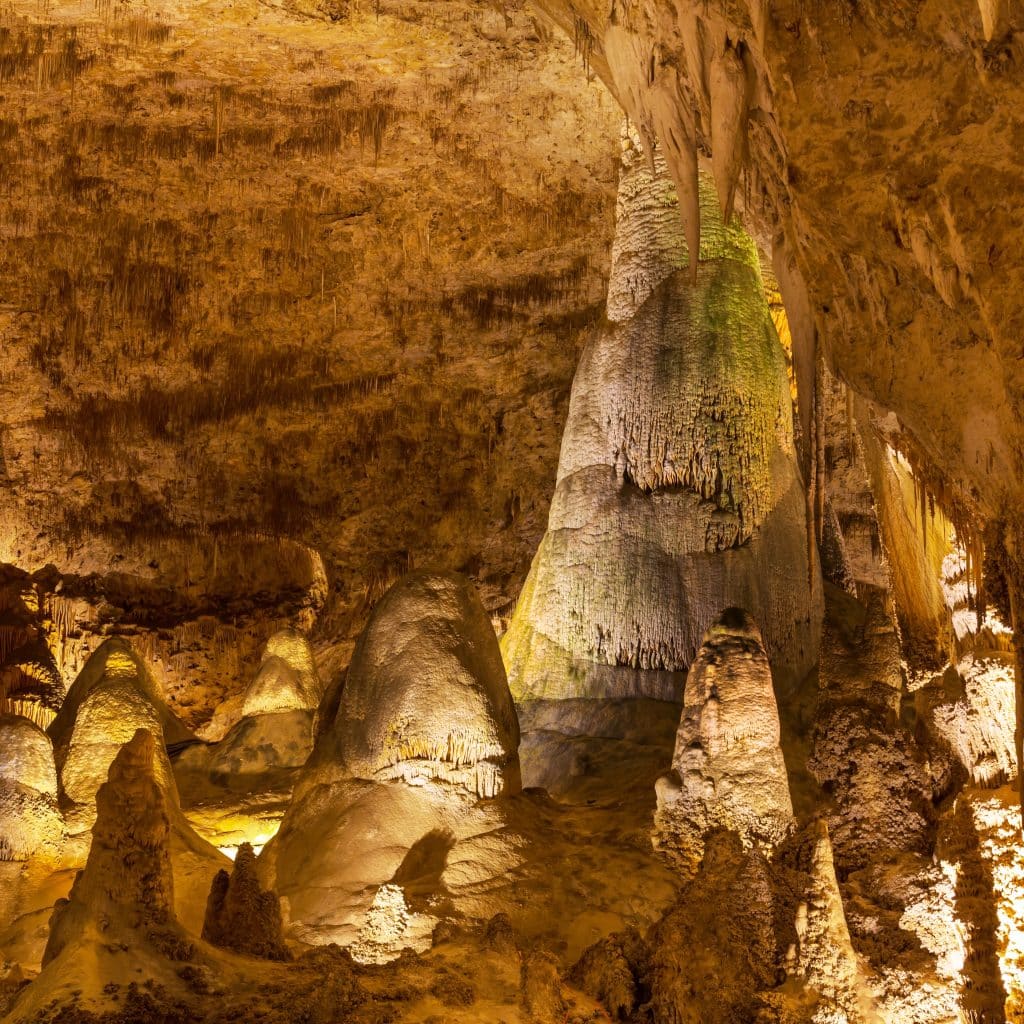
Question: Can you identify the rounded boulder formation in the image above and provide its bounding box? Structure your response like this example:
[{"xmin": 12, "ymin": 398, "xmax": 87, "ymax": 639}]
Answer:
[
  {"xmin": 0, "ymin": 716, "xmax": 63, "ymax": 862},
  {"xmin": 0, "ymin": 717, "xmax": 57, "ymax": 799}
]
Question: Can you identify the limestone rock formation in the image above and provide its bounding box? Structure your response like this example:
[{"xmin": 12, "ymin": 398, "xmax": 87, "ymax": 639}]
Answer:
[
  {"xmin": 242, "ymin": 628, "xmax": 323, "ymax": 718},
  {"xmin": 789, "ymin": 821, "xmax": 881, "ymax": 1024},
  {"xmin": 568, "ymin": 927, "xmax": 648, "ymax": 1021},
  {"xmin": 503, "ymin": 147, "xmax": 821, "ymax": 702},
  {"xmin": 520, "ymin": 951, "xmax": 568, "ymax": 1023},
  {"xmin": 48, "ymin": 637, "xmax": 193, "ymax": 827},
  {"xmin": 333, "ymin": 570, "xmax": 520, "ymax": 798},
  {"xmin": 0, "ymin": 717, "xmax": 63, "ymax": 862},
  {"xmin": 0, "ymin": 0, "xmax": 620, "ymax": 736},
  {"xmin": 644, "ymin": 829, "xmax": 797, "ymax": 1024},
  {"xmin": 264, "ymin": 571, "xmax": 523, "ymax": 952},
  {"xmin": 810, "ymin": 586, "xmax": 935, "ymax": 873},
  {"xmin": 654, "ymin": 610, "xmax": 794, "ymax": 872},
  {"xmin": 41, "ymin": 642, "xmax": 229, "ymax": 934},
  {"xmin": 42, "ymin": 729, "xmax": 183, "ymax": 966},
  {"xmin": 202, "ymin": 842, "xmax": 291, "ymax": 961}
]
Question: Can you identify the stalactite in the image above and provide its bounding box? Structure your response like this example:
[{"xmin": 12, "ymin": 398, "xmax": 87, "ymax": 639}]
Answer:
[{"xmin": 709, "ymin": 39, "xmax": 749, "ymax": 223}]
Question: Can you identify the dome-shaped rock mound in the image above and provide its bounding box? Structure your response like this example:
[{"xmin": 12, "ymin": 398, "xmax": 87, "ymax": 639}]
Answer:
[
  {"xmin": 654, "ymin": 609, "xmax": 794, "ymax": 873},
  {"xmin": 0, "ymin": 716, "xmax": 63, "ymax": 862},
  {"xmin": 263, "ymin": 571, "xmax": 524, "ymax": 953},
  {"xmin": 48, "ymin": 638, "xmax": 194, "ymax": 816},
  {"xmin": 0, "ymin": 716, "xmax": 57, "ymax": 798},
  {"xmin": 334, "ymin": 570, "xmax": 521, "ymax": 798},
  {"xmin": 241, "ymin": 628, "xmax": 323, "ymax": 718}
]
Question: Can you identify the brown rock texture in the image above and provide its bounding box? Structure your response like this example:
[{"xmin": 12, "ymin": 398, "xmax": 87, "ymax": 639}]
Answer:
[
  {"xmin": 0, "ymin": 0, "xmax": 620, "ymax": 728},
  {"xmin": 654, "ymin": 609, "xmax": 794, "ymax": 873},
  {"xmin": 201, "ymin": 841, "xmax": 291, "ymax": 960},
  {"xmin": 42, "ymin": 728, "xmax": 183, "ymax": 966}
]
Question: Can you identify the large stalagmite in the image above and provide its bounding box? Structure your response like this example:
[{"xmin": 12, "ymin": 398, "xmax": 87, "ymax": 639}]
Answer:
[
  {"xmin": 5, "ymin": 730, "xmax": 197, "ymax": 1024},
  {"xmin": 263, "ymin": 571, "xmax": 523, "ymax": 955},
  {"xmin": 502, "ymin": 136, "xmax": 821, "ymax": 702},
  {"xmin": 653, "ymin": 609, "xmax": 794, "ymax": 872}
]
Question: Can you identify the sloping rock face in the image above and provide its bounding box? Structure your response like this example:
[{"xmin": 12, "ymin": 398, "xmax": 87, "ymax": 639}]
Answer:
[
  {"xmin": 264, "ymin": 571, "xmax": 523, "ymax": 953},
  {"xmin": 644, "ymin": 830, "xmax": 798, "ymax": 1024},
  {"xmin": 503, "ymin": 142, "xmax": 821, "ymax": 701},
  {"xmin": 0, "ymin": 717, "xmax": 63, "ymax": 862},
  {"xmin": 48, "ymin": 638, "xmax": 193, "ymax": 828},
  {"xmin": 202, "ymin": 842, "xmax": 291, "ymax": 961},
  {"xmin": 653, "ymin": 609, "xmax": 794, "ymax": 873}
]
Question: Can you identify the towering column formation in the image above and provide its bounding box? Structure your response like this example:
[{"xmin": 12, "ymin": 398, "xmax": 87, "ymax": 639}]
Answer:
[
  {"xmin": 653, "ymin": 610, "xmax": 794, "ymax": 873},
  {"xmin": 502, "ymin": 133, "xmax": 821, "ymax": 702}
]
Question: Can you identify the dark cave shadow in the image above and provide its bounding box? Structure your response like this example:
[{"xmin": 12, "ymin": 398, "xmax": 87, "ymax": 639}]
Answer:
[
  {"xmin": 390, "ymin": 828, "xmax": 456, "ymax": 906},
  {"xmin": 951, "ymin": 800, "xmax": 1008, "ymax": 1024}
]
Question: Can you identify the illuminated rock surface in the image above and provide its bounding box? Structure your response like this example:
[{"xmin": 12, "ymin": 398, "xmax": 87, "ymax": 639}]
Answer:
[
  {"xmin": 241, "ymin": 628, "xmax": 323, "ymax": 718},
  {"xmin": 265, "ymin": 571, "xmax": 523, "ymax": 952},
  {"xmin": 48, "ymin": 638, "xmax": 193, "ymax": 831},
  {"xmin": 0, "ymin": 0, "xmax": 1022, "ymax": 1018},
  {"xmin": 502, "ymin": 147, "xmax": 821, "ymax": 701},
  {"xmin": 653, "ymin": 609, "xmax": 794, "ymax": 873},
  {"xmin": 0, "ymin": 718, "xmax": 63, "ymax": 863}
]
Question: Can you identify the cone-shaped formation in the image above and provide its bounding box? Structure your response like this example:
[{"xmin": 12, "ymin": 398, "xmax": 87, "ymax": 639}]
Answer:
[
  {"xmin": 48, "ymin": 638, "xmax": 193, "ymax": 816},
  {"xmin": 202, "ymin": 842, "xmax": 290, "ymax": 961},
  {"xmin": 645, "ymin": 830, "xmax": 796, "ymax": 1024},
  {"xmin": 334, "ymin": 570, "xmax": 521, "ymax": 798},
  {"xmin": 43, "ymin": 729, "xmax": 179, "ymax": 965},
  {"xmin": 653, "ymin": 610, "xmax": 793, "ymax": 872},
  {"xmin": 709, "ymin": 41, "xmax": 749, "ymax": 223},
  {"xmin": 0, "ymin": 716, "xmax": 63, "ymax": 861},
  {"xmin": 502, "ymin": 153, "xmax": 820, "ymax": 701},
  {"xmin": 241, "ymin": 628, "xmax": 323, "ymax": 717},
  {"xmin": 264, "ymin": 571, "xmax": 523, "ymax": 952}
]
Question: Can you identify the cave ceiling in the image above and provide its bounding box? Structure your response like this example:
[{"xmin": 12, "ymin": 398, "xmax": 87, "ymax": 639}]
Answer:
[
  {"xmin": 0, "ymin": 0, "xmax": 620, "ymax": 725},
  {"xmin": 0, "ymin": 0, "xmax": 1021, "ymax": 731}
]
